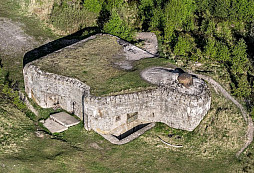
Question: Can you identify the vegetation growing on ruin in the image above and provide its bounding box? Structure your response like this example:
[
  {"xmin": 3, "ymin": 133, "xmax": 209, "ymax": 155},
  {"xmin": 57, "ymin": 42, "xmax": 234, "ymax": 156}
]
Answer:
[
  {"xmin": 33, "ymin": 35, "xmax": 171, "ymax": 96},
  {"xmin": 14, "ymin": 0, "xmax": 254, "ymax": 113},
  {"xmin": 0, "ymin": 64, "xmax": 249, "ymax": 171},
  {"xmin": 0, "ymin": 0, "xmax": 254, "ymax": 172}
]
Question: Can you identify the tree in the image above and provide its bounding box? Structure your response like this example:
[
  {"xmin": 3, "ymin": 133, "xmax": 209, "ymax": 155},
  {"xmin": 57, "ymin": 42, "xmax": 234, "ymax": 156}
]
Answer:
[
  {"xmin": 216, "ymin": 41, "xmax": 231, "ymax": 62},
  {"xmin": 83, "ymin": 0, "xmax": 103, "ymax": 13},
  {"xmin": 103, "ymin": 10, "xmax": 133, "ymax": 41},
  {"xmin": 204, "ymin": 38, "xmax": 217, "ymax": 59},
  {"xmin": 230, "ymin": 39, "xmax": 249, "ymax": 75},
  {"xmin": 233, "ymin": 75, "xmax": 251, "ymax": 98},
  {"xmin": 173, "ymin": 35, "xmax": 194, "ymax": 57},
  {"xmin": 163, "ymin": 0, "xmax": 196, "ymax": 42},
  {"xmin": 138, "ymin": 0, "xmax": 154, "ymax": 31}
]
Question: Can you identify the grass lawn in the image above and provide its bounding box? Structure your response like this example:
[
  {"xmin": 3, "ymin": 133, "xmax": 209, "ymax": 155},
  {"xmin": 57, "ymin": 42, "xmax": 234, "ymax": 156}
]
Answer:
[
  {"xmin": 33, "ymin": 34, "xmax": 173, "ymax": 96},
  {"xmin": 0, "ymin": 83, "xmax": 248, "ymax": 172},
  {"xmin": 0, "ymin": 0, "xmax": 252, "ymax": 172},
  {"xmin": 0, "ymin": 0, "xmax": 57, "ymax": 89}
]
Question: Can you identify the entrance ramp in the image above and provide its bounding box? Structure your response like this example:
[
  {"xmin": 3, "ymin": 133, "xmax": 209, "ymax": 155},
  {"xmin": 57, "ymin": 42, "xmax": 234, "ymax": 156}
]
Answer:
[{"xmin": 42, "ymin": 112, "xmax": 80, "ymax": 133}]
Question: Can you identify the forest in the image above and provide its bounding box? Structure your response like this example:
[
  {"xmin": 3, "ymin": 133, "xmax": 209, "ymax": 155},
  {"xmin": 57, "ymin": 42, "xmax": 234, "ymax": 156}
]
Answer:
[{"xmin": 28, "ymin": 0, "xmax": 254, "ymax": 114}]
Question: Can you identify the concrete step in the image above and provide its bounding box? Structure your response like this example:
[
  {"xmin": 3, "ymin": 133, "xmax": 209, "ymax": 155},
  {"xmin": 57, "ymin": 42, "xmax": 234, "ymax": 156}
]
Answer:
[
  {"xmin": 50, "ymin": 112, "xmax": 80, "ymax": 128},
  {"xmin": 43, "ymin": 118, "xmax": 68, "ymax": 133}
]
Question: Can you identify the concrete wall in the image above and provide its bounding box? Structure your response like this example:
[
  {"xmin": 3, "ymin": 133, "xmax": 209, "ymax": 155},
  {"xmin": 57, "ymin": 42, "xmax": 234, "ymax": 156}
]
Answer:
[
  {"xmin": 23, "ymin": 63, "xmax": 211, "ymax": 136},
  {"xmin": 84, "ymin": 86, "xmax": 211, "ymax": 135},
  {"xmin": 23, "ymin": 64, "xmax": 90, "ymax": 122}
]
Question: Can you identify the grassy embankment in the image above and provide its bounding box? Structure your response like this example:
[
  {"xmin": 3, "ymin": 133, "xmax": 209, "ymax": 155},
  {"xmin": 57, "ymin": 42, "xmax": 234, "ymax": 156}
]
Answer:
[
  {"xmin": 0, "ymin": 0, "xmax": 252, "ymax": 172},
  {"xmin": 0, "ymin": 0, "xmax": 56, "ymax": 88}
]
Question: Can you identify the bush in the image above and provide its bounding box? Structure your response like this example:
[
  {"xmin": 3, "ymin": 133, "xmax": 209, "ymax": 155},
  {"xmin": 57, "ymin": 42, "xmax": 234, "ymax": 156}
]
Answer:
[
  {"xmin": 230, "ymin": 39, "xmax": 249, "ymax": 75},
  {"xmin": 204, "ymin": 38, "xmax": 217, "ymax": 59},
  {"xmin": 232, "ymin": 75, "xmax": 252, "ymax": 98},
  {"xmin": 163, "ymin": 0, "xmax": 196, "ymax": 42},
  {"xmin": 103, "ymin": 10, "xmax": 134, "ymax": 41},
  {"xmin": 50, "ymin": 1, "xmax": 98, "ymax": 34},
  {"xmin": 83, "ymin": 0, "xmax": 103, "ymax": 13},
  {"xmin": 216, "ymin": 41, "xmax": 231, "ymax": 62},
  {"xmin": 173, "ymin": 35, "xmax": 195, "ymax": 57}
]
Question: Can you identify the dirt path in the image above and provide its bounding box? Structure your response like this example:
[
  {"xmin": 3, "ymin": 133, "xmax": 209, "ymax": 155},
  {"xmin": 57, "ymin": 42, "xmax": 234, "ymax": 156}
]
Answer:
[
  {"xmin": 191, "ymin": 73, "xmax": 253, "ymax": 158},
  {"xmin": 0, "ymin": 17, "xmax": 37, "ymax": 56},
  {"xmin": 141, "ymin": 66, "xmax": 253, "ymax": 157}
]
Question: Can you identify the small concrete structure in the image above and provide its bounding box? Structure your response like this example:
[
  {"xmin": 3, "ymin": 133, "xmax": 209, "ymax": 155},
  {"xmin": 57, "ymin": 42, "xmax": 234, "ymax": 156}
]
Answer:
[
  {"xmin": 43, "ymin": 118, "xmax": 68, "ymax": 133},
  {"xmin": 50, "ymin": 112, "xmax": 80, "ymax": 127},
  {"xmin": 177, "ymin": 73, "xmax": 193, "ymax": 88},
  {"xmin": 43, "ymin": 112, "xmax": 80, "ymax": 133}
]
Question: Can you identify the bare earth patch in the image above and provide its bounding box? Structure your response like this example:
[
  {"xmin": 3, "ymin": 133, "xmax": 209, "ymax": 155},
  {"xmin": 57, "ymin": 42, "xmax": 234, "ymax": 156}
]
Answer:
[
  {"xmin": 0, "ymin": 17, "xmax": 37, "ymax": 56},
  {"xmin": 136, "ymin": 32, "xmax": 158, "ymax": 55}
]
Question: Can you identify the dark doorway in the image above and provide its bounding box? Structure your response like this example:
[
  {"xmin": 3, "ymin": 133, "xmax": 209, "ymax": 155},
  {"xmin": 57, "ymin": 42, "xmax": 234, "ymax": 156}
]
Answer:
[{"xmin": 113, "ymin": 123, "xmax": 150, "ymax": 140}]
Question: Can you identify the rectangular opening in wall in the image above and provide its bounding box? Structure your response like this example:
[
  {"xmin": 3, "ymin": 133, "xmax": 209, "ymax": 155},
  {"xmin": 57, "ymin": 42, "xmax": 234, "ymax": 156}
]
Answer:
[
  {"xmin": 127, "ymin": 112, "xmax": 138, "ymax": 123},
  {"xmin": 112, "ymin": 123, "xmax": 150, "ymax": 140},
  {"xmin": 115, "ymin": 116, "xmax": 121, "ymax": 122}
]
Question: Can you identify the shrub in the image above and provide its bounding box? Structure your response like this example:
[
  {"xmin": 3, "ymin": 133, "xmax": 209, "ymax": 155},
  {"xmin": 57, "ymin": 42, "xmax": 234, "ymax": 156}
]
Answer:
[
  {"xmin": 232, "ymin": 75, "xmax": 252, "ymax": 98},
  {"xmin": 103, "ymin": 10, "xmax": 133, "ymax": 41},
  {"xmin": 83, "ymin": 0, "xmax": 103, "ymax": 13},
  {"xmin": 163, "ymin": 0, "xmax": 196, "ymax": 42},
  {"xmin": 204, "ymin": 38, "xmax": 217, "ymax": 59},
  {"xmin": 173, "ymin": 35, "xmax": 194, "ymax": 57},
  {"xmin": 216, "ymin": 41, "xmax": 231, "ymax": 62},
  {"xmin": 230, "ymin": 39, "xmax": 249, "ymax": 75}
]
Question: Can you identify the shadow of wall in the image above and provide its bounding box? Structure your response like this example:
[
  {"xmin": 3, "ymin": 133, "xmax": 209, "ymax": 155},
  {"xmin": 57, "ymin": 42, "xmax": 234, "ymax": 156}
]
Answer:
[{"xmin": 23, "ymin": 26, "xmax": 100, "ymax": 67}]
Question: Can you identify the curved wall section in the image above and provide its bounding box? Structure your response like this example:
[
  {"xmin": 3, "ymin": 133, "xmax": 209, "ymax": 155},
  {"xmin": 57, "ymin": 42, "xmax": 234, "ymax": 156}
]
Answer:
[
  {"xmin": 24, "ymin": 63, "xmax": 211, "ymax": 143},
  {"xmin": 84, "ymin": 85, "xmax": 211, "ymax": 135},
  {"xmin": 23, "ymin": 63, "xmax": 90, "ymax": 121}
]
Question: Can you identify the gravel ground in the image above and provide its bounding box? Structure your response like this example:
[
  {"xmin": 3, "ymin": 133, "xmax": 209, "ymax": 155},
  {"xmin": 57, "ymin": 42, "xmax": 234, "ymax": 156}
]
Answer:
[{"xmin": 0, "ymin": 17, "xmax": 37, "ymax": 56}]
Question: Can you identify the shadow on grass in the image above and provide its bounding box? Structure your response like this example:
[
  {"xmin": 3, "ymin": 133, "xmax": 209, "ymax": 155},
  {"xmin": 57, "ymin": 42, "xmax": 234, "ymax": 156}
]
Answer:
[{"xmin": 23, "ymin": 26, "xmax": 100, "ymax": 67}]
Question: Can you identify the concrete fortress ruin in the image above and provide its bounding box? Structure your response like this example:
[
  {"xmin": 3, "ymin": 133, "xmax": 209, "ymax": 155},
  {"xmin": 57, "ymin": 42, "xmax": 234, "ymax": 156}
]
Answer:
[{"xmin": 23, "ymin": 34, "xmax": 211, "ymax": 144}]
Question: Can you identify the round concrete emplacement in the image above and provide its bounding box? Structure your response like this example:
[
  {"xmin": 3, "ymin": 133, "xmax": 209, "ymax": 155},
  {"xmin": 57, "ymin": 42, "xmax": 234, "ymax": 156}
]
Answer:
[
  {"xmin": 141, "ymin": 67, "xmax": 206, "ymax": 96},
  {"xmin": 177, "ymin": 73, "xmax": 193, "ymax": 88}
]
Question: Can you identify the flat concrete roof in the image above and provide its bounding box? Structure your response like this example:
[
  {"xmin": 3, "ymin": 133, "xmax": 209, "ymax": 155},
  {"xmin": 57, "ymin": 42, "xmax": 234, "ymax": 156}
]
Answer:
[
  {"xmin": 43, "ymin": 118, "xmax": 68, "ymax": 133},
  {"xmin": 50, "ymin": 112, "xmax": 80, "ymax": 127}
]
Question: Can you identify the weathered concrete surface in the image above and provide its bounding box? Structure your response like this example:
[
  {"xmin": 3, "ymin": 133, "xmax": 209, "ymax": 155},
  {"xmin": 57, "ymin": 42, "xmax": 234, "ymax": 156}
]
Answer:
[
  {"xmin": 136, "ymin": 32, "xmax": 158, "ymax": 55},
  {"xmin": 84, "ymin": 68, "xmax": 210, "ymax": 137},
  {"xmin": 24, "ymin": 63, "xmax": 211, "ymax": 143},
  {"xmin": 113, "ymin": 35, "xmax": 155, "ymax": 70},
  {"xmin": 85, "ymin": 80, "xmax": 211, "ymax": 135},
  {"xmin": 118, "ymin": 38, "xmax": 154, "ymax": 61},
  {"xmin": 141, "ymin": 67, "xmax": 206, "ymax": 96},
  {"xmin": 43, "ymin": 118, "xmax": 68, "ymax": 133},
  {"xmin": 23, "ymin": 64, "xmax": 90, "ymax": 122},
  {"xmin": 50, "ymin": 112, "xmax": 80, "ymax": 127},
  {"xmin": 23, "ymin": 34, "xmax": 211, "ymax": 144}
]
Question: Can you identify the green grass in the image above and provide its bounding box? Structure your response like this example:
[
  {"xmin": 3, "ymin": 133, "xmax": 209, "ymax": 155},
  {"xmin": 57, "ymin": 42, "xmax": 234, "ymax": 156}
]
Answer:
[
  {"xmin": 0, "ymin": 0, "xmax": 57, "ymax": 88},
  {"xmin": 0, "ymin": 79, "xmax": 249, "ymax": 172},
  {"xmin": 0, "ymin": 96, "xmax": 34, "ymax": 155},
  {"xmin": 33, "ymin": 34, "xmax": 173, "ymax": 96},
  {"xmin": 0, "ymin": 0, "xmax": 252, "ymax": 172},
  {"xmin": 49, "ymin": 1, "xmax": 98, "ymax": 34}
]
